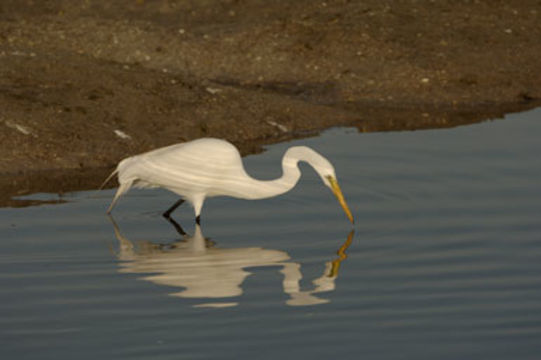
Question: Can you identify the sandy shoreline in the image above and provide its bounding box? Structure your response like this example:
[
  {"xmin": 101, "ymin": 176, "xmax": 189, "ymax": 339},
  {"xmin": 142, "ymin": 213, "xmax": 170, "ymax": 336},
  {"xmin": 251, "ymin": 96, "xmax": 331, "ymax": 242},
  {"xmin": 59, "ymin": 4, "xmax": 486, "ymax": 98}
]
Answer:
[{"xmin": 1, "ymin": 0, "xmax": 540, "ymax": 205}]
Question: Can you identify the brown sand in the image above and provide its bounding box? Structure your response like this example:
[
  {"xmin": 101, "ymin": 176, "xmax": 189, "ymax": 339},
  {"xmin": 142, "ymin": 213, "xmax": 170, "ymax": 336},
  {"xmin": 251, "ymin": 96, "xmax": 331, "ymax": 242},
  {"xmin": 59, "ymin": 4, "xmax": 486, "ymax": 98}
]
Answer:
[{"xmin": 1, "ymin": 0, "xmax": 540, "ymax": 205}]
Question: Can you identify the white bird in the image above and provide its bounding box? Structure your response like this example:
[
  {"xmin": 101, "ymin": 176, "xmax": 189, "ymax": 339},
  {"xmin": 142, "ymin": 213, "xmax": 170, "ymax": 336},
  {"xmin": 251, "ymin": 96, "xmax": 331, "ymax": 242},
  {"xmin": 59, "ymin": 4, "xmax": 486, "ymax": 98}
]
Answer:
[{"xmin": 103, "ymin": 138, "xmax": 354, "ymax": 224}]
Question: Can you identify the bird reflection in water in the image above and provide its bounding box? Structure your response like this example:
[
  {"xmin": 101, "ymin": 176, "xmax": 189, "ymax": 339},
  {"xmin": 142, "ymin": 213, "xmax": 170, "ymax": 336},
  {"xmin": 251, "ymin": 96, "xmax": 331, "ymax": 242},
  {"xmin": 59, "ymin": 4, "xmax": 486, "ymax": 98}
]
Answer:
[{"xmin": 109, "ymin": 216, "xmax": 353, "ymax": 307}]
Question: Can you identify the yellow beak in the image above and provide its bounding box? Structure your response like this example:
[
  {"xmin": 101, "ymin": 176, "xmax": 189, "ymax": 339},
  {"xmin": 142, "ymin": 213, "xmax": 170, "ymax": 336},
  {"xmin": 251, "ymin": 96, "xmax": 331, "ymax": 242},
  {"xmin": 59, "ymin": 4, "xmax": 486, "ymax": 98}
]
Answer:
[{"xmin": 328, "ymin": 176, "xmax": 354, "ymax": 224}]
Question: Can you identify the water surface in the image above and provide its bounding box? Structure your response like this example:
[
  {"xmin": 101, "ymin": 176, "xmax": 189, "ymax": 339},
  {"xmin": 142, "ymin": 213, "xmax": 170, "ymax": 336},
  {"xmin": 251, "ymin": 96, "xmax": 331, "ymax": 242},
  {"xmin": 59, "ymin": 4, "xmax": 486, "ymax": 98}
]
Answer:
[{"xmin": 1, "ymin": 108, "xmax": 541, "ymax": 359}]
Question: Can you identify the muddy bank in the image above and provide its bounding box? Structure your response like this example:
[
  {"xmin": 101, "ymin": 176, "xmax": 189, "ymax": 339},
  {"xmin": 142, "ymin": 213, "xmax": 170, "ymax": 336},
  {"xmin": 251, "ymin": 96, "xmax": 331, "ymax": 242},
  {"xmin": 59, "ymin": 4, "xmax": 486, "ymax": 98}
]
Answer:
[{"xmin": 1, "ymin": 0, "xmax": 541, "ymax": 205}]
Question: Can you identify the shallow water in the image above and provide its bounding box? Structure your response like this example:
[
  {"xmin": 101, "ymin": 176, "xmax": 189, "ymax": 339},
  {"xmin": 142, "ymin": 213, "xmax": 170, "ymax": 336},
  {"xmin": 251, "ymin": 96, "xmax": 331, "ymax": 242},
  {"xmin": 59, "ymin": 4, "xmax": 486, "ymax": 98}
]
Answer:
[{"xmin": 1, "ymin": 108, "xmax": 541, "ymax": 359}]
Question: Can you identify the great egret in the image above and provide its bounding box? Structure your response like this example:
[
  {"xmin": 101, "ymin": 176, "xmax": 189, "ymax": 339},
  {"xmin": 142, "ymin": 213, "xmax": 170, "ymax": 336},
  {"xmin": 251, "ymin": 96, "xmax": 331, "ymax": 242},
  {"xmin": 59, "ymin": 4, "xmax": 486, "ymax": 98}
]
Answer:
[{"xmin": 104, "ymin": 138, "xmax": 354, "ymax": 223}]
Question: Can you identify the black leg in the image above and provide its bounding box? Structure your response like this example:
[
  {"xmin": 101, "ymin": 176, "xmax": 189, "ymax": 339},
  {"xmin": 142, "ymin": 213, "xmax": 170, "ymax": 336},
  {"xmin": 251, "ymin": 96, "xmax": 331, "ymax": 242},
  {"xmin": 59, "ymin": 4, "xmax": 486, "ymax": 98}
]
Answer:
[
  {"xmin": 164, "ymin": 216, "xmax": 187, "ymax": 236},
  {"xmin": 163, "ymin": 199, "xmax": 185, "ymax": 219},
  {"xmin": 195, "ymin": 215, "xmax": 201, "ymax": 225}
]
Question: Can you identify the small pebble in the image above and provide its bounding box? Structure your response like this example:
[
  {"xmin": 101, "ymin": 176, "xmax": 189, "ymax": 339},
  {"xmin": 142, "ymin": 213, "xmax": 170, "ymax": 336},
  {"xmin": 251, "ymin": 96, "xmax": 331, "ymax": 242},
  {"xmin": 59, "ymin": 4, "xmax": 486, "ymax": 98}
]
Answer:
[
  {"xmin": 114, "ymin": 129, "xmax": 131, "ymax": 140},
  {"xmin": 205, "ymin": 87, "xmax": 222, "ymax": 94},
  {"xmin": 266, "ymin": 120, "xmax": 288, "ymax": 133}
]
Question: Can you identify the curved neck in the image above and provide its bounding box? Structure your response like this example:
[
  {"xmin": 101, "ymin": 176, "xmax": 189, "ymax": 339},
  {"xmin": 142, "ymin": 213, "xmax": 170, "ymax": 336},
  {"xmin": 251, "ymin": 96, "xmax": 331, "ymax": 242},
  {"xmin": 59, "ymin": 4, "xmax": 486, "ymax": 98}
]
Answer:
[{"xmin": 234, "ymin": 146, "xmax": 327, "ymax": 200}]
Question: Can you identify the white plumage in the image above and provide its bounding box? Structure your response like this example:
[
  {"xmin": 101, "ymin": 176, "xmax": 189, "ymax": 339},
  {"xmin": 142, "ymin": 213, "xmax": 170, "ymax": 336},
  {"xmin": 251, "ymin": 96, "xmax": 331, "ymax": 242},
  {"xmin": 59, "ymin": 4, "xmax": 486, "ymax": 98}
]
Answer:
[{"xmin": 104, "ymin": 138, "xmax": 353, "ymax": 223}]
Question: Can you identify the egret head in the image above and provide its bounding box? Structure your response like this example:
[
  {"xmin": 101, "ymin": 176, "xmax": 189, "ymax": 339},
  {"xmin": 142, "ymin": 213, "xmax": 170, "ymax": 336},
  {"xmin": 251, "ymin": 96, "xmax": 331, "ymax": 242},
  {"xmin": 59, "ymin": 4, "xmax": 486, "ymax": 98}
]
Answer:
[
  {"xmin": 285, "ymin": 145, "xmax": 355, "ymax": 224},
  {"xmin": 292, "ymin": 146, "xmax": 354, "ymax": 224}
]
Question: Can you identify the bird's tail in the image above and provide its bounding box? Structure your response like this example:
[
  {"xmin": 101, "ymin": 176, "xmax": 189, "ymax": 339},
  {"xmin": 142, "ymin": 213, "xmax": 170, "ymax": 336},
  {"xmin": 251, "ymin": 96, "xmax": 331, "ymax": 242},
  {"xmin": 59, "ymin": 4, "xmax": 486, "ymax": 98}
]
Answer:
[
  {"xmin": 99, "ymin": 167, "xmax": 119, "ymax": 190},
  {"xmin": 102, "ymin": 157, "xmax": 137, "ymax": 213},
  {"xmin": 99, "ymin": 165, "xmax": 133, "ymax": 214},
  {"xmin": 107, "ymin": 180, "xmax": 133, "ymax": 214}
]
